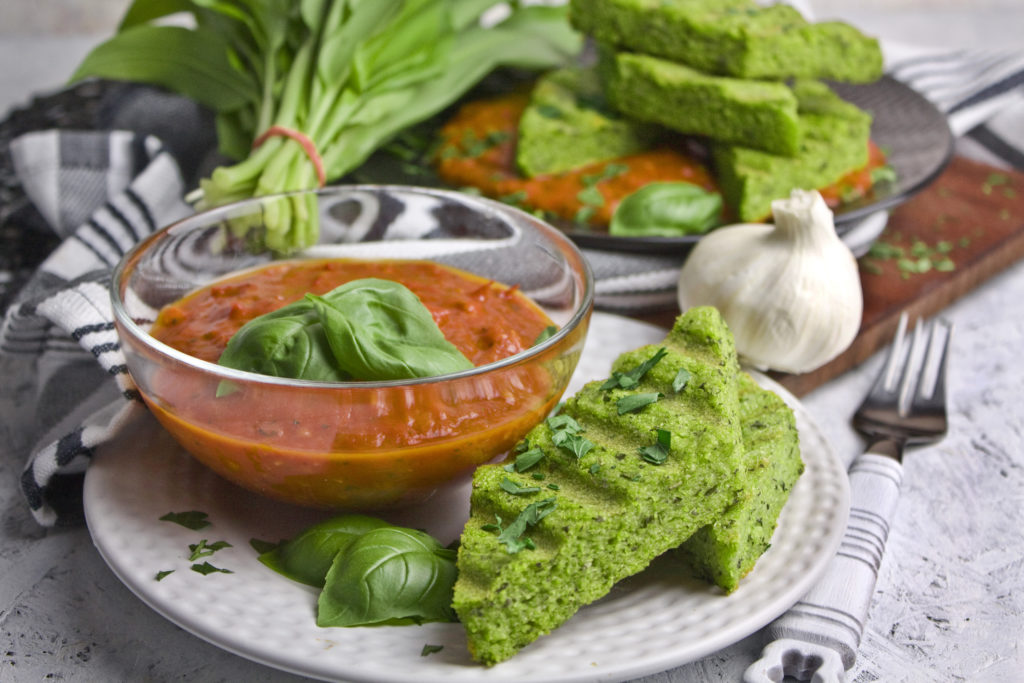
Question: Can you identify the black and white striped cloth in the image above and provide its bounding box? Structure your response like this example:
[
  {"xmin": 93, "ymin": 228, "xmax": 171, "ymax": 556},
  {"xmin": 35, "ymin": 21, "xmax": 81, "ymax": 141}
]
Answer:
[{"xmin": 3, "ymin": 45, "xmax": 1024, "ymax": 526}]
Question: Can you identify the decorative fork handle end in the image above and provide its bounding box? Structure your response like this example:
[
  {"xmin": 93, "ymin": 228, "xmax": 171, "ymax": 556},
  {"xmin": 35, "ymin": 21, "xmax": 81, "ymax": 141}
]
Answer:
[{"xmin": 745, "ymin": 451, "xmax": 904, "ymax": 680}]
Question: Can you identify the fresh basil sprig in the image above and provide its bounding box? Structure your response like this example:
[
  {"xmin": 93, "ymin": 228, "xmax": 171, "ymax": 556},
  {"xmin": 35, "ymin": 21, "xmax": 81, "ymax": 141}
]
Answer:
[
  {"xmin": 610, "ymin": 182, "xmax": 723, "ymax": 238},
  {"xmin": 217, "ymin": 278, "xmax": 473, "ymax": 383},
  {"xmin": 71, "ymin": 1, "xmax": 582, "ymax": 253}
]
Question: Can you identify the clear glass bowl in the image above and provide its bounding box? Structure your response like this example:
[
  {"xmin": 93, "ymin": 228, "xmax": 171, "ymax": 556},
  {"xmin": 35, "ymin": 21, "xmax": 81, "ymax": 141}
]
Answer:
[{"xmin": 112, "ymin": 185, "xmax": 593, "ymax": 509}]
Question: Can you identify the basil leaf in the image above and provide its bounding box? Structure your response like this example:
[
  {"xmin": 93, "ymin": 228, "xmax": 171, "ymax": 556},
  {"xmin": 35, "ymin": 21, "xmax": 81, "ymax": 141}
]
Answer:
[
  {"xmin": 217, "ymin": 297, "xmax": 349, "ymax": 383},
  {"xmin": 154, "ymin": 570, "xmax": 174, "ymax": 582},
  {"xmin": 545, "ymin": 413, "xmax": 582, "ymax": 434},
  {"xmin": 552, "ymin": 430, "xmax": 595, "ymax": 460},
  {"xmin": 217, "ymin": 279, "xmax": 473, "ymax": 383},
  {"xmin": 316, "ymin": 527, "xmax": 458, "ymax": 627},
  {"xmin": 617, "ymin": 392, "xmax": 662, "ymax": 415},
  {"xmin": 421, "ymin": 644, "xmax": 444, "ymax": 657},
  {"xmin": 308, "ymin": 279, "xmax": 473, "ymax": 380},
  {"xmin": 258, "ymin": 514, "xmax": 391, "ymax": 588},
  {"xmin": 610, "ymin": 182, "xmax": 723, "ymax": 237}
]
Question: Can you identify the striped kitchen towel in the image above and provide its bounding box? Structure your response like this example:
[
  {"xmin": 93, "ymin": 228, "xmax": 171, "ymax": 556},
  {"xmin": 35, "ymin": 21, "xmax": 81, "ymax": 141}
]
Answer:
[{"xmin": 3, "ymin": 44, "xmax": 1024, "ymax": 526}]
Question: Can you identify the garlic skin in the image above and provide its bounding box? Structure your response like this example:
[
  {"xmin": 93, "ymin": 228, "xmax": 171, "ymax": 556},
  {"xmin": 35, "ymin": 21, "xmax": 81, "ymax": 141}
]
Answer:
[{"xmin": 676, "ymin": 189, "xmax": 862, "ymax": 374}]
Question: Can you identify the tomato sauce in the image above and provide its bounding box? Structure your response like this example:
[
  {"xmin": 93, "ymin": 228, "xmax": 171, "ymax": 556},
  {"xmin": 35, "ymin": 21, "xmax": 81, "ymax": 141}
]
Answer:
[
  {"xmin": 140, "ymin": 259, "xmax": 574, "ymax": 509},
  {"xmin": 435, "ymin": 94, "xmax": 719, "ymax": 227},
  {"xmin": 151, "ymin": 258, "xmax": 551, "ymax": 366}
]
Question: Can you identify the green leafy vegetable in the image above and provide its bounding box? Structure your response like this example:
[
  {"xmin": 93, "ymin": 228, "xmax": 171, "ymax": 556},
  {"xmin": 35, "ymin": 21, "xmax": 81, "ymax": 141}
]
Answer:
[
  {"xmin": 155, "ymin": 570, "xmax": 175, "ymax": 582},
  {"xmin": 188, "ymin": 540, "xmax": 232, "ymax": 561},
  {"xmin": 218, "ymin": 278, "xmax": 472, "ymax": 382},
  {"xmin": 72, "ymin": 0, "xmax": 581, "ymax": 253},
  {"xmin": 672, "ymin": 368, "xmax": 692, "ymax": 393},
  {"xmin": 601, "ymin": 347, "xmax": 667, "ymax": 390},
  {"xmin": 610, "ymin": 182, "xmax": 722, "ymax": 237},
  {"xmin": 191, "ymin": 562, "xmax": 233, "ymax": 575},
  {"xmin": 159, "ymin": 510, "xmax": 211, "ymax": 530},
  {"xmin": 258, "ymin": 514, "xmax": 391, "ymax": 587},
  {"xmin": 249, "ymin": 538, "xmax": 280, "ymax": 554},
  {"xmin": 307, "ymin": 279, "xmax": 473, "ymax": 380},
  {"xmin": 317, "ymin": 526, "xmax": 458, "ymax": 627},
  {"xmin": 494, "ymin": 497, "xmax": 557, "ymax": 554},
  {"xmin": 616, "ymin": 392, "xmax": 662, "ymax": 415},
  {"xmin": 639, "ymin": 429, "xmax": 672, "ymax": 465},
  {"xmin": 421, "ymin": 644, "xmax": 444, "ymax": 656},
  {"xmin": 500, "ymin": 477, "xmax": 542, "ymax": 496},
  {"xmin": 513, "ymin": 447, "xmax": 546, "ymax": 472}
]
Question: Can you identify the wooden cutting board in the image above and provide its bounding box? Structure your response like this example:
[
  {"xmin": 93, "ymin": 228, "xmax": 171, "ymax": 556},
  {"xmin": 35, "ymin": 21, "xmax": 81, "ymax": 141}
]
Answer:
[{"xmin": 639, "ymin": 156, "xmax": 1024, "ymax": 396}]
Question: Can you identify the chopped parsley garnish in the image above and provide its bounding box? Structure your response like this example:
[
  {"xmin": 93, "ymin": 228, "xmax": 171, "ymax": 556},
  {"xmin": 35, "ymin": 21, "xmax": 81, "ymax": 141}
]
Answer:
[
  {"xmin": 531, "ymin": 472, "xmax": 546, "ymax": 481},
  {"xmin": 159, "ymin": 510, "xmax": 211, "ymax": 530},
  {"xmin": 190, "ymin": 562, "xmax": 233, "ymax": 576},
  {"xmin": 155, "ymin": 570, "xmax": 174, "ymax": 582},
  {"xmin": 500, "ymin": 477, "xmax": 542, "ymax": 496},
  {"xmin": 188, "ymin": 539, "xmax": 232, "ymax": 561},
  {"xmin": 639, "ymin": 429, "xmax": 672, "ymax": 465},
  {"xmin": 547, "ymin": 483, "xmax": 560, "ymax": 490},
  {"xmin": 616, "ymin": 392, "xmax": 662, "ymax": 415},
  {"xmin": 589, "ymin": 463, "xmax": 601, "ymax": 475},
  {"xmin": 552, "ymin": 429, "xmax": 595, "ymax": 459},
  {"xmin": 602, "ymin": 348, "xmax": 667, "ymax": 390},
  {"xmin": 513, "ymin": 447, "xmax": 546, "ymax": 472},
  {"xmin": 546, "ymin": 413, "xmax": 582, "ymax": 433},
  {"xmin": 421, "ymin": 644, "xmax": 444, "ymax": 657},
  {"xmin": 495, "ymin": 497, "xmax": 557, "ymax": 554},
  {"xmin": 577, "ymin": 184, "xmax": 605, "ymax": 207},
  {"xmin": 672, "ymin": 368, "xmax": 691, "ymax": 393},
  {"xmin": 536, "ymin": 104, "xmax": 563, "ymax": 119}
]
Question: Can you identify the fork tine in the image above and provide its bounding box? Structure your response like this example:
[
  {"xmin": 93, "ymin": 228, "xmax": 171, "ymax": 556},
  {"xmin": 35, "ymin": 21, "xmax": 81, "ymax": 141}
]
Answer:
[
  {"xmin": 870, "ymin": 312, "xmax": 909, "ymax": 399},
  {"xmin": 897, "ymin": 319, "xmax": 925, "ymax": 415},
  {"xmin": 912, "ymin": 318, "xmax": 953, "ymax": 411}
]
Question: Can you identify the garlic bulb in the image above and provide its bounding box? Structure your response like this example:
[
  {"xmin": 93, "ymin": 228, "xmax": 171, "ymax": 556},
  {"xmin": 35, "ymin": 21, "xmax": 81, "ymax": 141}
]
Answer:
[{"xmin": 676, "ymin": 189, "xmax": 862, "ymax": 374}]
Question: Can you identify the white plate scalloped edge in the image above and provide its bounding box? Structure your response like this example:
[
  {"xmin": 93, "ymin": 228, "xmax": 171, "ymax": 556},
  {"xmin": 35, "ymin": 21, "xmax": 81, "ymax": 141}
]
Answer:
[{"xmin": 84, "ymin": 312, "xmax": 850, "ymax": 683}]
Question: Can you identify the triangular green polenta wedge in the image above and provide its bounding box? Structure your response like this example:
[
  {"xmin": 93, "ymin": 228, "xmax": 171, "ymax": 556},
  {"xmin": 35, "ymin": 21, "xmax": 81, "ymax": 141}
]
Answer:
[{"xmin": 453, "ymin": 306, "xmax": 745, "ymax": 665}]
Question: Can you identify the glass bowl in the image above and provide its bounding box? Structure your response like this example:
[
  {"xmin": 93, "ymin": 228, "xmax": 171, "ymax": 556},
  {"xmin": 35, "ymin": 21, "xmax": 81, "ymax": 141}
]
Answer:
[{"xmin": 111, "ymin": 185, "xmax": 593, "ymax": 509}]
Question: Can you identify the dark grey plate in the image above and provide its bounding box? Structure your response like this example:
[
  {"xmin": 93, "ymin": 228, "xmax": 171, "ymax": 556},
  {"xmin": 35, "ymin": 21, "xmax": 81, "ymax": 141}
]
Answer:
[{"xmin": 563, "ymin": 76, "xmax": 954, "ymax": 253}]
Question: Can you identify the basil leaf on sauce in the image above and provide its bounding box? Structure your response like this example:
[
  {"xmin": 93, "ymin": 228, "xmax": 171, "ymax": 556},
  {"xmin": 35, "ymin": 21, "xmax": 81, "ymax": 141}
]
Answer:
[
  {"xmin": 217, "ymin": 278, "xmax": 472, "ymax": 383},
  {"xmin": 307, "ymin": 278, "xmax": 473, "ymax": 380},
  {"xmin": 257, "ymin": 514, "xmax": 391, "ymax": 588},
  {"xmin": 610, "ymin": 182, "xmax": 722, "ymax": 237},
  {"xmin": 216, "ymin": 297, "xmax": 350, "ymax": 383},
  {"xmin": 316, "ymin": 526, "xmax": 458, "ymax": 627}
]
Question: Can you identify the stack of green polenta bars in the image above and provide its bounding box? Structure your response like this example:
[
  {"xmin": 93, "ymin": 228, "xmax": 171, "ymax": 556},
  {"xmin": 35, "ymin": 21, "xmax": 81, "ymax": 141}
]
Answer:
[
  {"xmin": 570, "ymin": 0, "xmax": 884, "ymax": 221},
  {"xmin": 452, "ymin": 307, "xmax": 804, "ymax": 665}
]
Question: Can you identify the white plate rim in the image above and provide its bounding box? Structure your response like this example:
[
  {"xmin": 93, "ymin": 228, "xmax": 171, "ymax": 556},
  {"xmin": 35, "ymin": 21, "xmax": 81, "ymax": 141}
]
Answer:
[{"xmin": 84, "ymin": 312, "xmax": 850, "ymax": 683}]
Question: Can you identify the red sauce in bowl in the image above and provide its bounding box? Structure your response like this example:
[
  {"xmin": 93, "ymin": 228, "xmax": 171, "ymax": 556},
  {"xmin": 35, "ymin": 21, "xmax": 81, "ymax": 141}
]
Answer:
[{"xmin": 138, "ymin": 258, "xmax": 574, "ymax": 509}]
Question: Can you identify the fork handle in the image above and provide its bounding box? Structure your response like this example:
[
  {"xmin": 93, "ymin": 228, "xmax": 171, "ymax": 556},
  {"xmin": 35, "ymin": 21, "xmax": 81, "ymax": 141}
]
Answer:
[{"xmin": 744, "ymin": 449, "xmax": 904, "ymax": 681}]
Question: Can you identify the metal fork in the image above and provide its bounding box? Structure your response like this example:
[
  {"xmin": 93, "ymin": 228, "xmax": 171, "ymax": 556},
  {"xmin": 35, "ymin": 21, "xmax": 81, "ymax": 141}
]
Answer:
[{"xmin": 745, "ymin": 312, "xmax": 952, "ymax": 683}]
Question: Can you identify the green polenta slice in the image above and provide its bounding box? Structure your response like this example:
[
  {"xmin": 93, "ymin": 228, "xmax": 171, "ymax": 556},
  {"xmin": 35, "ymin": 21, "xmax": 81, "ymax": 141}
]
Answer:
[
  {"xmin": 516, "ymin": 67, "xmax": 657, "ymax": 178},
  {"xmin": 711, "ymin": 79, "xmax": 872, "ymax": 221},
  {"xmin": 570, "ymin": 0, "xmax": 882, "ymax": 83},
  {"xmin": 599, "ymin": 49, "xmax": 801, "ymax": 156},
  {"xmin": 453, "ymin": 307, "xmax": 745, "ymax": 666},
  {"xmin": 676, "ymin": 372, "xmax": 803, "ymax": 593}
]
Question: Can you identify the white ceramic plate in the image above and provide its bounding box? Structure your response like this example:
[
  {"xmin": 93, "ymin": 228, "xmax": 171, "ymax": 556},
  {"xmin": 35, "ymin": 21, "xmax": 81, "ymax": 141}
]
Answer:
[{"xmin": 84, "ymin": 313, "xmax": 850, "ymax": 683}]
